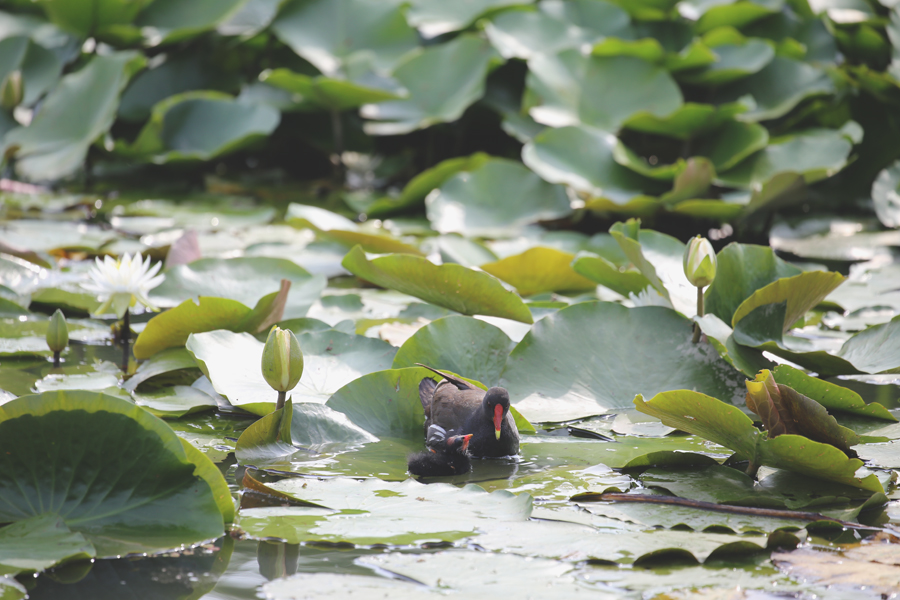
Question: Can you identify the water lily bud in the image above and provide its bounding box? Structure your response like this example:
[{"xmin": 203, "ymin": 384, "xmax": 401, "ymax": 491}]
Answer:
[
  {"xmin": 261, "ymin": 327, "xmax": 303, "ymax": 393},
  {"xmin": 0, "ymin": 70, "xmax": 23, "ymax": 111},
  {"xmin": 683, "ymin": 235, "xmax": 717, "ymax": 288},
  {"xmin": 46, "ymin": 309, "xmax": 68, "ymax": 354}
]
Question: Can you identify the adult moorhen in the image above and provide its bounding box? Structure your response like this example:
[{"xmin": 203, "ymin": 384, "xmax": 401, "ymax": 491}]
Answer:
[
  {"xmin": 407, "ymin": 424, "xmax": 473, "ymax": 476},
  {"xmin": 416, "ymin": 364, "xmax": 520, "ymax": 458}
]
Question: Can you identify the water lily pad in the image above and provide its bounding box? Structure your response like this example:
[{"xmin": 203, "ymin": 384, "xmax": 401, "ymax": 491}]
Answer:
[
  {"xmin": 425, "ymin": 157, "xmax": 572, "ymax": 237},
  {"xmin": 135, "ymin": 0, "xmax": 246, "ymax": 44},
  {"xmin": 186, "ymin": 328, "xmax": 396, "ymax": 415},
  {"xmin": 122, "ymin": 347, "xmax": 198, "ymax": 392},
  {"xmin": 525, "ymin": 51, "xmax": 682, "ymax": 131},
  {"xmin": 635, "ymin": 390, "xmax": 884, "ymax": 492},
  {"xmin": 716, "ymin": 57, "xmax": 834, "ymax": 122},
  {"xmin": 361, "ymin": 35, "xmax": 500, "ymax": 135},
  {"xmin": 391, "ymin": 316, "xmax": 515, "ymax": 388},
  {"xmin": 406, "ymin": 0, "xmax": 523, "ymax": 38},
  {"xmin": 151, "ymin": 257, "xmax": 326, "ymax": 319},
  {"xmin": 481, "ymin": 247, "xmax": 597, "ymax": 297},
  {"xmin": 261, "ymin": 68, "xmax": 403, "ymax": 111},
  {"xmin": 484, "ymin": 9, "xmax": 594, "ymax": 60},
  {"xmin": 0, "ymin": 514, "xmax": 94, "ymax": 576},
  {"xmin": 133, "ymin": 287, "xmax": 289, "ymax": 359},
  {"xmin": 0, "ymin": 391, "xmax": 229, "ymax": 558},
  {"xmin": 705, "ymin": 242, "xmax": 802, "ymax": 326},
  {"xmin": 132, "ymin": 385, "xmax": 217, "ymax": 419},
  {"xmin": 4, "ymin": 51, "xmax": 144, "ymax": 181},
  {"xmin": 771, "ymin": 365, "xmax": 896, "ymax": 421},
  {"xmin": 341, "ymin": 246, "xmax": 534, "ymax": 324},
  {"xmin": 522, "ymin": 125, "xmax": 661, "ymax": 203},
  {"xmin": 871, "ymin": 159, "xmax": 900, "ymax": 228},
  {"xmin": 772, "ymin": 544, "xmax": 900, "ymax": 597},
  {"xmin": 837, "ymin": 315, "xmax": 900, "ymax": 374},
  {"xmin": 286, "ymin": 204, "xmax": 423, "ymax": 256},
  {"xmin": 270, "ymin": 0, "xmax": 418, "ymax": 77},
  {"xmin": 501, "ymin": 302, "xmax": 748, "ymax": 423},
  {"xmin": 117, "ymin": 91, "xmax": 280, "ymax": 163},
  {"xmin": 0, "ymin": 316, "xmax": 111, "ymax": 357},
  {"xmin": 622, "ymin": 102, "xmax": 746, "ymax": 140},
  {"xmin": 680, "ymin": 40, "xmax": 775, "ymax": 85},
  {"xmin": 570, "ymin": 251, "xmax": 651, "ymax": 297},
  {"xmin": 732, "ymin": 271, "xmax": 846, "ymax": 330},
  {"xmin": 240, "ymin": 477, "xmax": 531, "ymax": 546}
]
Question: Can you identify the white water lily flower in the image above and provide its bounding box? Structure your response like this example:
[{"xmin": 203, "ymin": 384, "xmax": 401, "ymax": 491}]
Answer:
[
  {"xmin": 83, "ymin": 253, "xmax": 165, "ymax": 318},
  {"xmin": 628, "ymin": 287, "xmax": 673, "ymax": 309}
]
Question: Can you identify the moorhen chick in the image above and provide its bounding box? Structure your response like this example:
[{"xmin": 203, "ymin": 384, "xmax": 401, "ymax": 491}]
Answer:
[
  {"xmin": 416, "ymin": 364, "xmax": 520, "ymax": 458},
  {"xmin": 407, "ymin": 424, "xmax": 473, "ymax": 476}
]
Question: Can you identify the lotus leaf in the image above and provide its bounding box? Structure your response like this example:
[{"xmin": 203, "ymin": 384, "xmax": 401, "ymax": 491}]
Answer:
[
  {"xmin": 0, "ymin": 391, "xmax": 229, "ymax": 559},
  {"xmin": 341, "ymin": 245, "xmax": 534, "ymax": 324}
]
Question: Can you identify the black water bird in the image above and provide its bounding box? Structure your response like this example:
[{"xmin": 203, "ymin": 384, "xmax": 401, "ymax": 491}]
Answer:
[
  {"xmin": 416, "ymin": 364, "xmax": 520, "ymax": 458},
  {"xmin": 407, "ymin": 425, "xmax": 473, "ymax": 476}
]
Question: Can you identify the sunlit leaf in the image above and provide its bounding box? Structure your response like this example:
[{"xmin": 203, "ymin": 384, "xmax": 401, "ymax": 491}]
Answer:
[
  {"xmin": 501, "ymin": 302, "xmax": 748, "ymax": 423},
  {"xmin": 481, "ymin": 247, "xmax": 597, "ymax": 297},
  {"xmin": 341, "ymin": 246, "xmax": 534, "ymax": 324}
]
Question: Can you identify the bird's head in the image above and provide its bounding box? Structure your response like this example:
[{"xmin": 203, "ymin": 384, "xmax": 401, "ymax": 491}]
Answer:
[{"xmin": 483, "ymin": 387, "xmax": 510, "ymax": 440}]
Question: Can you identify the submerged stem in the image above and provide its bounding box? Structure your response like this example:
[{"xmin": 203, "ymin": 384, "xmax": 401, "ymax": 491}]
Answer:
[
  {"xmin": 121, "ymin": 309, "xmax": 130, "ymax": 373},
  {"xmin": 276, "ymin": 390, "xmax": 286, "ymax": 411},
  {"xmin": 52, "ymin": 350, "xmax": 61, "ymax": 368},
  {"xmin": 692, "ymin": 286, "xmax": 704, "ymax": 343}
]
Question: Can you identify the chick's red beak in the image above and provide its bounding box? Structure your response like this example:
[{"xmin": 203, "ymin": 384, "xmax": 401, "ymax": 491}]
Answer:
[
  {"xmin": 461, "ymin": 433, "xmax": 473, "ymax": 452},
  {"xmin": 493, "ymin": 404, "xmax": 504, "ymax": 440}
]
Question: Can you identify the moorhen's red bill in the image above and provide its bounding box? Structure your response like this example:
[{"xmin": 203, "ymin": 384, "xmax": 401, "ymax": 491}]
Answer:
[
  {"xmin": 407, "ymin": 424, "xmax": 473, "ymax": 476},
  {"xmin": 416, "ymin": 364, "xmax": 520, "ymax": 458}
]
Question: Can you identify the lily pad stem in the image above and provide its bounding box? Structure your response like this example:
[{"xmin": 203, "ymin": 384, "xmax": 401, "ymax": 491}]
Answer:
[
  {"xmin": 745, "ymin": 459, "xmax": 760, "ymax": 479},
  {"xmin": 330, "ymin": 108, "xmax": 345, "ymax": 181},
  {"xmin": 276, "ymin": 391, "xmax": 286, "ymax": 411},
  {"xmin": 692, "ymin": 286, "xmax": 704, "ymax": 343},
  {"xmin": 52, "ymin": 350, "xmax": 61, "ymax": 368},
  {"xmin": 121, "ymin": 309, "xmax": 130, "ymax": 373}
]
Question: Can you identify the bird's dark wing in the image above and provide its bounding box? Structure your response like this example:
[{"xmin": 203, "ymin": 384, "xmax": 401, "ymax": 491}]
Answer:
[
  {"xmin": 415, "ymin": 363, "xmax": 477, "ymax": 391},
  {"xmin": 418, "ymin": 377, "xmax": 437, "ymax": 412}
]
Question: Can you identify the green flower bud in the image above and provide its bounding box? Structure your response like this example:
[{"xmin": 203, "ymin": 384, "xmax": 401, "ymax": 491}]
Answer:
[
  {"xmin": 0, "ymin": 70, "xmax": 23, "ymax": 112},
  {"xmin": 683, "ymin": 235, "xmax": 717, "ymax": 288},
  {"xmin": 46, "ymin": 309, "xmax": 68, "ymax": 354},
  {"xmin": 261, "ymin": 326, "xmax": 303, "ymax": 393}
]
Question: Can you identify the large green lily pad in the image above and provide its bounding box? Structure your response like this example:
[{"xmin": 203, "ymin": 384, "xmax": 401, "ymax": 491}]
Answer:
[
  {"xmin": 635, "ymin": 390, "xmax": 884, "ymax": 492},
  {"xmin": 732, "ymin": 271, "xmax": 846, "ymax": 329},
  {"xmin": 117, "ymin": 91, "xmax": 280, "ymax": 163},
  {"xmin": 151, "ymin": 257, "xmax": 326, "ymax": 319},
  {"xmin": 500, "ymin": 302, "xmax": 748, "ymax": 422},
  {"xmin": 186, "ymin": 328, "xmax": 396, "ymax": 415},
  {"xmin": 341, "ymin": 245, "xmax": 533, "ymax": 324},
  {"xmin": 837, "ymin": 315, "xmax": 900, "ymax": 374},
  {"xmin": 133, "ymin": 289, "xmax": 288, "ymax": 359},
  {"xmin": 392, "ymin": 316, "xmax": 515, "ymax": 388},
  {"xmin": 361, "ymin": 35, "xmax": 500, "ymax": 135},
  {"xmin": 240, "ymin": 477, "xmax": 532, "ymax": 546},
  {"xmin": 705, "ymin": 242, "xmax": 802, "ymax": 325},
  {"xmin": 0, "ymin": 514, "xmax": 94, "ymax": 576},
  {"xmin": 4, "ymin": 51, "xmax": 144, "ymax": 181},
  {"xmin": 522, "ymin": 125, "xmax": 662, "ymax": 202},
  {"xmin": 270, "ymin": 0, "xmax": 418, "ymax": 76},
  {"xmin": 525, "ymin": 51, "xmax": 682, "ymax": 131},
  {"xmin": 426, "ymin": 157, "xmax": 572, "ymax": 237},
  {"xmin": 481, "ymin": 247, "xmax": 597, "ymax": 297},
  {"xmin": 0, "ymin": 391, "xmax": 229, "ymax": 558}
]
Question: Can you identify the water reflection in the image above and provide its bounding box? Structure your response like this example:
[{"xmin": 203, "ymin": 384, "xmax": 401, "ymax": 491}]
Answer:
[{"xmin": 23, "ymin": 537, "xmax": 233, "ymax": 600}]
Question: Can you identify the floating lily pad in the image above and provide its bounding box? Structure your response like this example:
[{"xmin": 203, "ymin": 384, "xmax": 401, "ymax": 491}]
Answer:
[
  {"xmin": 480, "ymin": 247, "xmax": 597, "ymax": 297},
  {"xmin": 0, "ymin": 391, "xmax": 229, "ymax": 558},
  {"xmin": 261, "ymin": 68, "xmax": 403, "ymax": 111},
  {"xmin": 117, "ymin": 91, "xmax": 280, "ymax": 163},
  {"xmin": 361, "ymin": 35, "xmax": 500, "ymax": 135},
  {"xmin": 133, "ymin": 287, "xmax": 289, "ymax": 359},
  {"xmin": 0, "ymin": 514, "xmax": 94, "ymax": 576},
  {"xmin": 837, "ymin": 315, "xmax": 900, "ymax": 374},
  {"xmin": 186, "ymin": 328, "xmax": 396, "ymax": 415},
  {"xmin": 135, "ymin": 0, "xmax": 246, "ymax": 44},
  {"xmin": 406, "ymin": 0, "xmax": 523, "ymax": 38},
  {"xmin": 525, "ymin": 51, "xmax": 682, "ymax": 131},
  {"xmin": 501, "ymin": 302, "xmax": 748, "ymax": 423},
  {"xmin": 341, "ymin": 246, "xmax": 534, "ymax": 324},
  {"xmin": 240, "ymin": 477, "xmax": 531, "ymax": 546},
  {"xmin": 570, "ymin": 251, "xmax": 651, "ymax": 297},
  {"xmin": 635, "ymin": 390, "xmax": 884, "ymax": 492},
  {"xmin": 680, "ymin": 40, "xmax": 775, "ymax": 86},
  {"xmin": 0, "ymin": 316, "xmax": 111, "ymax": 357},
  {"xmin": 771, "ymin": 365, "xmax": 896, "ymax": 421},
  {"xmin": 132, "ymin": 385, "xmax": 217, "ymax": 419},
  {"xmin": 522, "ymin": 125, "xmax": 661, "ymax": 202},
  {"xmin": 732, "ymin": 271, "xmax": 846, "ymax": 330},
  {"xmin": 4, "ymin": 51, "xmax": 144, "ymax": 181},
  {"xmin": 391, "ymin": 316, "xmax": 515, "ymax": 388},
  {"xmin": 151, "ymin": 257, "xmax": 326, "ymax": 319},
  {"xmin": 122, "ymin": 347, "xmax": 198, "ymax": 392},
  {"xmin": 872, "ymin": 159, "xmax": 900, "ymax": 228},
  {"xmin": 484, "ymin": 9, "xmax": 594, "ymax": 60},
  {"xmin": 270, "ymin": 0, "xmax": 418, "ymax": 76},
  {"xmin": 425, "ymin": 157, "xmax": 572, "ymax": 237},
  {"xmin": 705, "ymin": 242, "xmax": 802, "ymax": 326},
  {"xmin": 286, "ymin": 204, "xmax": 423, "ymax": 256}
]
